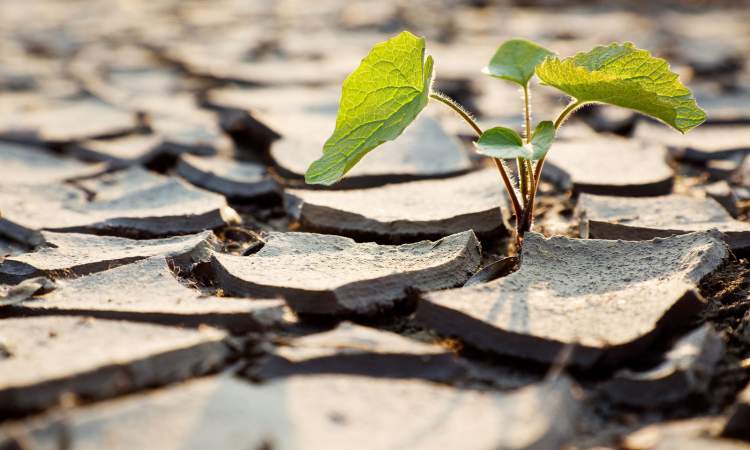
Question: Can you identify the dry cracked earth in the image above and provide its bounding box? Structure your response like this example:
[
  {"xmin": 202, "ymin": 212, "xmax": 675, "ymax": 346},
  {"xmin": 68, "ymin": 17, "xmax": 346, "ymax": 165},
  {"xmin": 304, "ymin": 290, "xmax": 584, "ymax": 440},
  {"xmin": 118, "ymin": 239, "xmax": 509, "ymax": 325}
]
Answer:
[{"xmin": 1, "ymin": 0, "xmax": 750, "ymax": 449}]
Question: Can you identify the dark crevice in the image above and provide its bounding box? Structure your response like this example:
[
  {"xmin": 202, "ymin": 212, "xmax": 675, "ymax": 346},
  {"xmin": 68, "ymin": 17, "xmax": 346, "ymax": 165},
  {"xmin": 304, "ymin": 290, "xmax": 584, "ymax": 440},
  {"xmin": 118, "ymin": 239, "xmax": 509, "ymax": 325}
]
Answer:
[{"xmin": 0, "ymin": 307, "xmax": 267, "ymax": 335}]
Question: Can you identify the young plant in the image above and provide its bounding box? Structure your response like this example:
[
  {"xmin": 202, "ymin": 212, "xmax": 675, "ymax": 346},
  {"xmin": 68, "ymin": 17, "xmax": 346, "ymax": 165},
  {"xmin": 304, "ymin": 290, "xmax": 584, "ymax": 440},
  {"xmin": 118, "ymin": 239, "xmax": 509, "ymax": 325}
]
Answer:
[{"xmin": 305, "ymin": 31, "xmax": 706, "ymax": 248}]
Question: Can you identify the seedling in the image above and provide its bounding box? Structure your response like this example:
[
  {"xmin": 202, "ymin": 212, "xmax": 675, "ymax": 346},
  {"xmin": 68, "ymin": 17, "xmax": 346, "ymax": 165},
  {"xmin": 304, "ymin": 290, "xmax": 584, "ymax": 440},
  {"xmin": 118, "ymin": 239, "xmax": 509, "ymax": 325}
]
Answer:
[{"xmin": 305, "ymin": 31, "xmax": 706, "ymax": 248}]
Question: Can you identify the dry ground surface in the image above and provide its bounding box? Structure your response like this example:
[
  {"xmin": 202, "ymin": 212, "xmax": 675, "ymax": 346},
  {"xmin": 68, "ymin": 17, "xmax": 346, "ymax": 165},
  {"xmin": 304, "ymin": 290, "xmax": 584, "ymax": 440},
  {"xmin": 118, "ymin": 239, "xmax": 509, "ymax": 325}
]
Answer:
[{"xmin": 1, "ymin": 0, "xmax": 750, "ymax": 449}]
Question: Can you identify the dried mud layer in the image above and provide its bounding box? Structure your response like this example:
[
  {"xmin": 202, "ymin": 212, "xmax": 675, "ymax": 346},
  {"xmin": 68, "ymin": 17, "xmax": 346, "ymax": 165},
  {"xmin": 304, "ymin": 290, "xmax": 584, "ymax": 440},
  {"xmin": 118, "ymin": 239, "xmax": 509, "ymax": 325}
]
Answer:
[{"xmin": 1, "ymin": 1, "xmax": 750, "ymax": 449}]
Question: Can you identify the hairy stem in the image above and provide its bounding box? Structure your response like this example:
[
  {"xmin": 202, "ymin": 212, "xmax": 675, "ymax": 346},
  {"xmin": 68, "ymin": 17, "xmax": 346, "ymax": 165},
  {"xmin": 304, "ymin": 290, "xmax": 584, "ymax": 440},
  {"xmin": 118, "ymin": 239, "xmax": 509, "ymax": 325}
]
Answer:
[
  {"xmin": 517, "ymin": 157, "xmax": 528, "ymax": 201},
  {"xmin": 534, "ymin": 99, "xmax": 585, "ymax": 189},
  {"xmin": 521, "ymin": 85, "xmax": 535, "ymax": 213},
  {"xmin": 429, "ymin": 91, "xmax": 523, "ymax": 224},
  {"xmin": 553, "ymin": 100, "xmax": 585, "ymax": 130},
  {"xmin": 493, "ymin": 159, "xmax": 523, "ymax": 227},
  {"xmin": 429, "ymin": 92, "xmax": 482, "ymax": 135},
  {"xmin": 524, "ymin": 159, "xmax": 534, "ymax": 202},
  {"xmin": 521, "ymin": 100, "xmax": 586, "ymax": 235},
  {"xmin": 522, "ymin": 85, "xmax": 532, "ymax": 144}
]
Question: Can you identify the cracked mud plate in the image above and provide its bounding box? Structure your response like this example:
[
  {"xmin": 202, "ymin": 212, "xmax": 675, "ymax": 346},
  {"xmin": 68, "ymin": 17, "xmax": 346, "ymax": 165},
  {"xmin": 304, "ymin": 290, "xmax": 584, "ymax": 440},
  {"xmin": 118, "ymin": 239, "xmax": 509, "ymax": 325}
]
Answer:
[
  {"xmin": 0, "ymin": 374, "xmax": 580, "ymax": 450},
  {"xmin": 543, "ymin": 137, "xmax": 674, "ymax": 196},
  {"xmin": 211, "ymin": 231, "xmax": 482, "ymax": 316},
  {"xmin": 416, "ymin": 231, "xmax": 728, "ymax": 368},
  {"xmin": 0, "ymin": 168, "xmax": 239, "ymax": 245},
  {"xmin": 285, "ymin": 168, "xmax": 506, "ymax": 243},
  {"xmin": 0, "ymin": 317, "xmax": 230, "ymax": 416},
  {"xmin": 7, "ymin": 256, "xmax": 287, "ymax": 333},
  {"xmin": 0, "ymin": 231, "xmax": 214, "ymax": 284},
  {"xmin": 577, "ymin": 193, "xmax": 750, "ymax": 253}
]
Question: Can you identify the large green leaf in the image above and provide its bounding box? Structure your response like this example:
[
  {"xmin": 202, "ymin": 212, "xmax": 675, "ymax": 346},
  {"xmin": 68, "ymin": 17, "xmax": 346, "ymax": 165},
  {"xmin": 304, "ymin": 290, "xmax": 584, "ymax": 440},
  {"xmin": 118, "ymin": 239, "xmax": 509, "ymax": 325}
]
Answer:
[
  {"xmin": 305, "ymin": 31, "xmax": 434, "ymax": 185},
  {"xmin": 483, "ymin": 38, "xmax": 554, "ymax": 86},
  {"xmin": 475, "ymin": 121, "xmax": 555, "ymax": 161},
  {"xmin": 536, "ymin": 42, "xmax": 706, "ymax": 133}
]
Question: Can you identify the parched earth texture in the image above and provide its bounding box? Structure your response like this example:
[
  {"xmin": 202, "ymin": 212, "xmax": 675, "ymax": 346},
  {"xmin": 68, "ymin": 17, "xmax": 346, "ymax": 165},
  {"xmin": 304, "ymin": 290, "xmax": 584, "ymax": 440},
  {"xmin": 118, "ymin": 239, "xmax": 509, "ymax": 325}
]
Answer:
[{"xmin": 1, "ymin": 1, "xmax": 750, "ymax": 449}]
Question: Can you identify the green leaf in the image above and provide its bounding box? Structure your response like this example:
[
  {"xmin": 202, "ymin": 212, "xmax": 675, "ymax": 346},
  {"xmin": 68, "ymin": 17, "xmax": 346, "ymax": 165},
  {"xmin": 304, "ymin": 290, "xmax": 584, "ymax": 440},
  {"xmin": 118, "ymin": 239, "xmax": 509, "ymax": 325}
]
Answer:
[
  {"xmin": 529, "ymin": 121, "xmax": 554, "ymax": 160},
  {"xmin": 474, "ymin": 126, "xmax": 530, "ymax": 160},
  {"xmin": 536, "ymin": 42, "xmax": 706, "ymax": 133},
  {"xmin": 475, "ymin": 122, "xmax": 555, "ymax": 161},
  {"xmin": 305, "ymin": 31, "xmax": 434, "ymax": 185},
  {"xmin": 483, "ymin": 38, "xmax": 555, "ymax": 86}
]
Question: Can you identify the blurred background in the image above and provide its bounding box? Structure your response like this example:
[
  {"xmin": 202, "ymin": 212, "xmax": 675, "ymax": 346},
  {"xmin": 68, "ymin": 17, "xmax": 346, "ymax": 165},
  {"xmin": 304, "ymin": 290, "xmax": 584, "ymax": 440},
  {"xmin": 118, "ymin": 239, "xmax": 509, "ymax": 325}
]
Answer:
[
  {"xmin": 0, "ymin": 0, "xmax": 748, "ymax": 195},
  {"xmin": 2, "ymin": 0, "xmax": 747, "ymax": 124}
]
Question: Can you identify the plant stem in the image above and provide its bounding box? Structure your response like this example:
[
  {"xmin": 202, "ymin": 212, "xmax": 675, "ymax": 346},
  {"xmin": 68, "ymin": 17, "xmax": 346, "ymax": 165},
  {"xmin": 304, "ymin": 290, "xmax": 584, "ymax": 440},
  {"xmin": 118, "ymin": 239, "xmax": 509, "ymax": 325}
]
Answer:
[
  {"xmin": 517, "ymin": 157, "xmax": 528, "ymax": 201},
  {"xmin": 493, "ymin": 158, "xmax": 523, "ymax": 226},
  {"xmin": 429, "ymin": 92, "xmax": 482, "ymax": 135},
  {"xmin": 553, "ymin": 100, "xmax": 585, "ymax": 130},
  {"xmin": 521, "ymin": 100, "xmax": 586, "ymax": 234},
  {"xmin": 429, "ymin": 91, "xmax": 524, "ymax": 224},
  {"xmin": 516, "ymin": 84, "xmax": 536, "ymax": 240},
  {"xmin": 534, "ymin": 100, "xmax": 585, "ymax": 189},
  {"xmin": 524, "ymin": 159, "xmax": 534, "ymax": 200},
  {"xmin": 522, "ymin": 85, "xmax": 532, "ymax": 144},
  {"xmin": 521, "ymin": 85, "xmax": 538, "ymax": 213}
]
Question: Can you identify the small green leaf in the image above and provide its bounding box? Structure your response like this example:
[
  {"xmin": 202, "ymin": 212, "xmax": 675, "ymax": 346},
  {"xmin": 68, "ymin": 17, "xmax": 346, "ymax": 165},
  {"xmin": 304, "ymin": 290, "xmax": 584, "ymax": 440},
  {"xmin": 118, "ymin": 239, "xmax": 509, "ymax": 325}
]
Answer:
[
  {"xmin": 475, "ymin": 126, "xmax": 530, "ymax": 160},
  {"xmin": 305, "ymin": 31, "xmax": 434, "ymax": 185},
  {"xmin": 529, "ymin": 121, "xmax": 554, "ymax": 160},
  {"xmin": 475, "ymin": 122, "xmax": 555, "ymax": 161},
  {"xmin": 536, "ymin": 42, "xmax": 706, "ymax": 133},
  {"xmin": 483, "ymin": 39, "xmax": 555, "ymax": 86}
]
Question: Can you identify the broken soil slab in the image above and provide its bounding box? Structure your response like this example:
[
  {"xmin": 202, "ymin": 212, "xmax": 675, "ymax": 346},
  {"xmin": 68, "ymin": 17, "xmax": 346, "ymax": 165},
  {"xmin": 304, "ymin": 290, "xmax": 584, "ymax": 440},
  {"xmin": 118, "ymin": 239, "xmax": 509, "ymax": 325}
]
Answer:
[
  {"xmin": 211, "ymin": 231, "xmax": 482, "ymax": 316},
  {"xmin": 163, "ymin": 43, "xmax": 358, "ymax": 86},
  {"xmin": 269, "ymin": 114, "xmax": 474, "ymax": 189},
  {"xmin": 600, "ymin": 324, "xmax": 724, "ymax": 407},
  {"xmin": 0, "ymin": 374, "xmax": 580, "ymax": 450},
  {"xmin": 0, "ymin": 316, "xmax": 230, "ymax": 416},
  {"xmin": 146, "ymin": 113, "xmax": 234, "ymax": 159},
  {"xmin": 68, "ymin": 43, "xmax": 188, "ymax": 106},
  {"xmin": 415, "ymin": 231, "xmax": 728, "ymax": 368},
  {"xmin": 10, "ymin": 256, "xmax": 287, "ymax": 333},
  {"xmin": 75, "ymin": 165, "xmax": 171, "ymax": 199},
  {"xmin": 0, "ymin": 237, "xmax": 30, "ymax": 258},
  {"xmin": 635, "ymin": 121, "xmax": 750, "ymax": 162},
  {"xmin": 176, "ymin": 154, "xmax": 280, "ymax": 202},
  {"xmin": 577, "ymin": 193, "xmax": 750, "ymax": 253},
  {"xmin": 705, "ymin": 153, "xmax": 748, "ymax": 181},
  {"xmin": 212, "ymin": 108, "xmax": 281, "ymax": 151},
  {"xmin": 251, "ymin": 322, "xmax": 467, "ymax": 381},
  {"xmin": 125, "ymin": 91, "xmax": 233, "ymax": 149},
  {"xmin": 705, "ymin": 181, "xmax": 741, "ymax": 218},
  {"xmin": 734, "ymin": 156, "xmax": 750, "ymax": 188},
  {"xmin": 200, "ymin": 86, "xmax": 338, "ymax": 149},
  {"xmin": 68, "ymin": 134, "xmax": 162, "ymax": 168},
  {"xmin": 0, "ymin": 231, "xmax": 214, "ymax": 284},
  {"xmin": 0, "ymin": 142, "xmax": 105, "ymax": 185},
  {"xmin": 698, "ymin": 94, "xmax": 750, "ymax": 125},
  {"xmin": 284, "ymin": 168, "xmax": 505, "ymax": 243},
  {"xmin": 68, "ymin": 93, "xmax": 235, "ymax": 166},
  {"xmin": 202, "ymin": 85, "xmax": 341, "ymax": 116},
  {"xmin": 724, "ymin": 383, "xmax": 750, "ymax": 441},
  {"xmin": 578, "ymin": 104, "xmax": 638, "ymax": 135},
  {"xmin": 676, "ymin": 39, "xmax": 744, "ymax": 78},
  {"xmin": 623, "ymin": 418, "xmax": 748, "ymax": 450},
  {"xmin": 0, "ymin": 167, "xmax": 239, "ymax": 245},
  {"xmin": 464, "ymin": 256, "xmax": 520, "ymax": 287},
  {"xmin": 0, "ymin": 277, "xmax": 55, "ymax": 308},
  {"xmin": 0, "ymin": 99, "xmax": 140, "ymax": 144},
  {"xmin": 67, "ymin": 131, "xmax": 225, "ymax": 169},
  {"xmin": 542, "ymin": 137, "xmax": 674, "ymax": 196}
]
